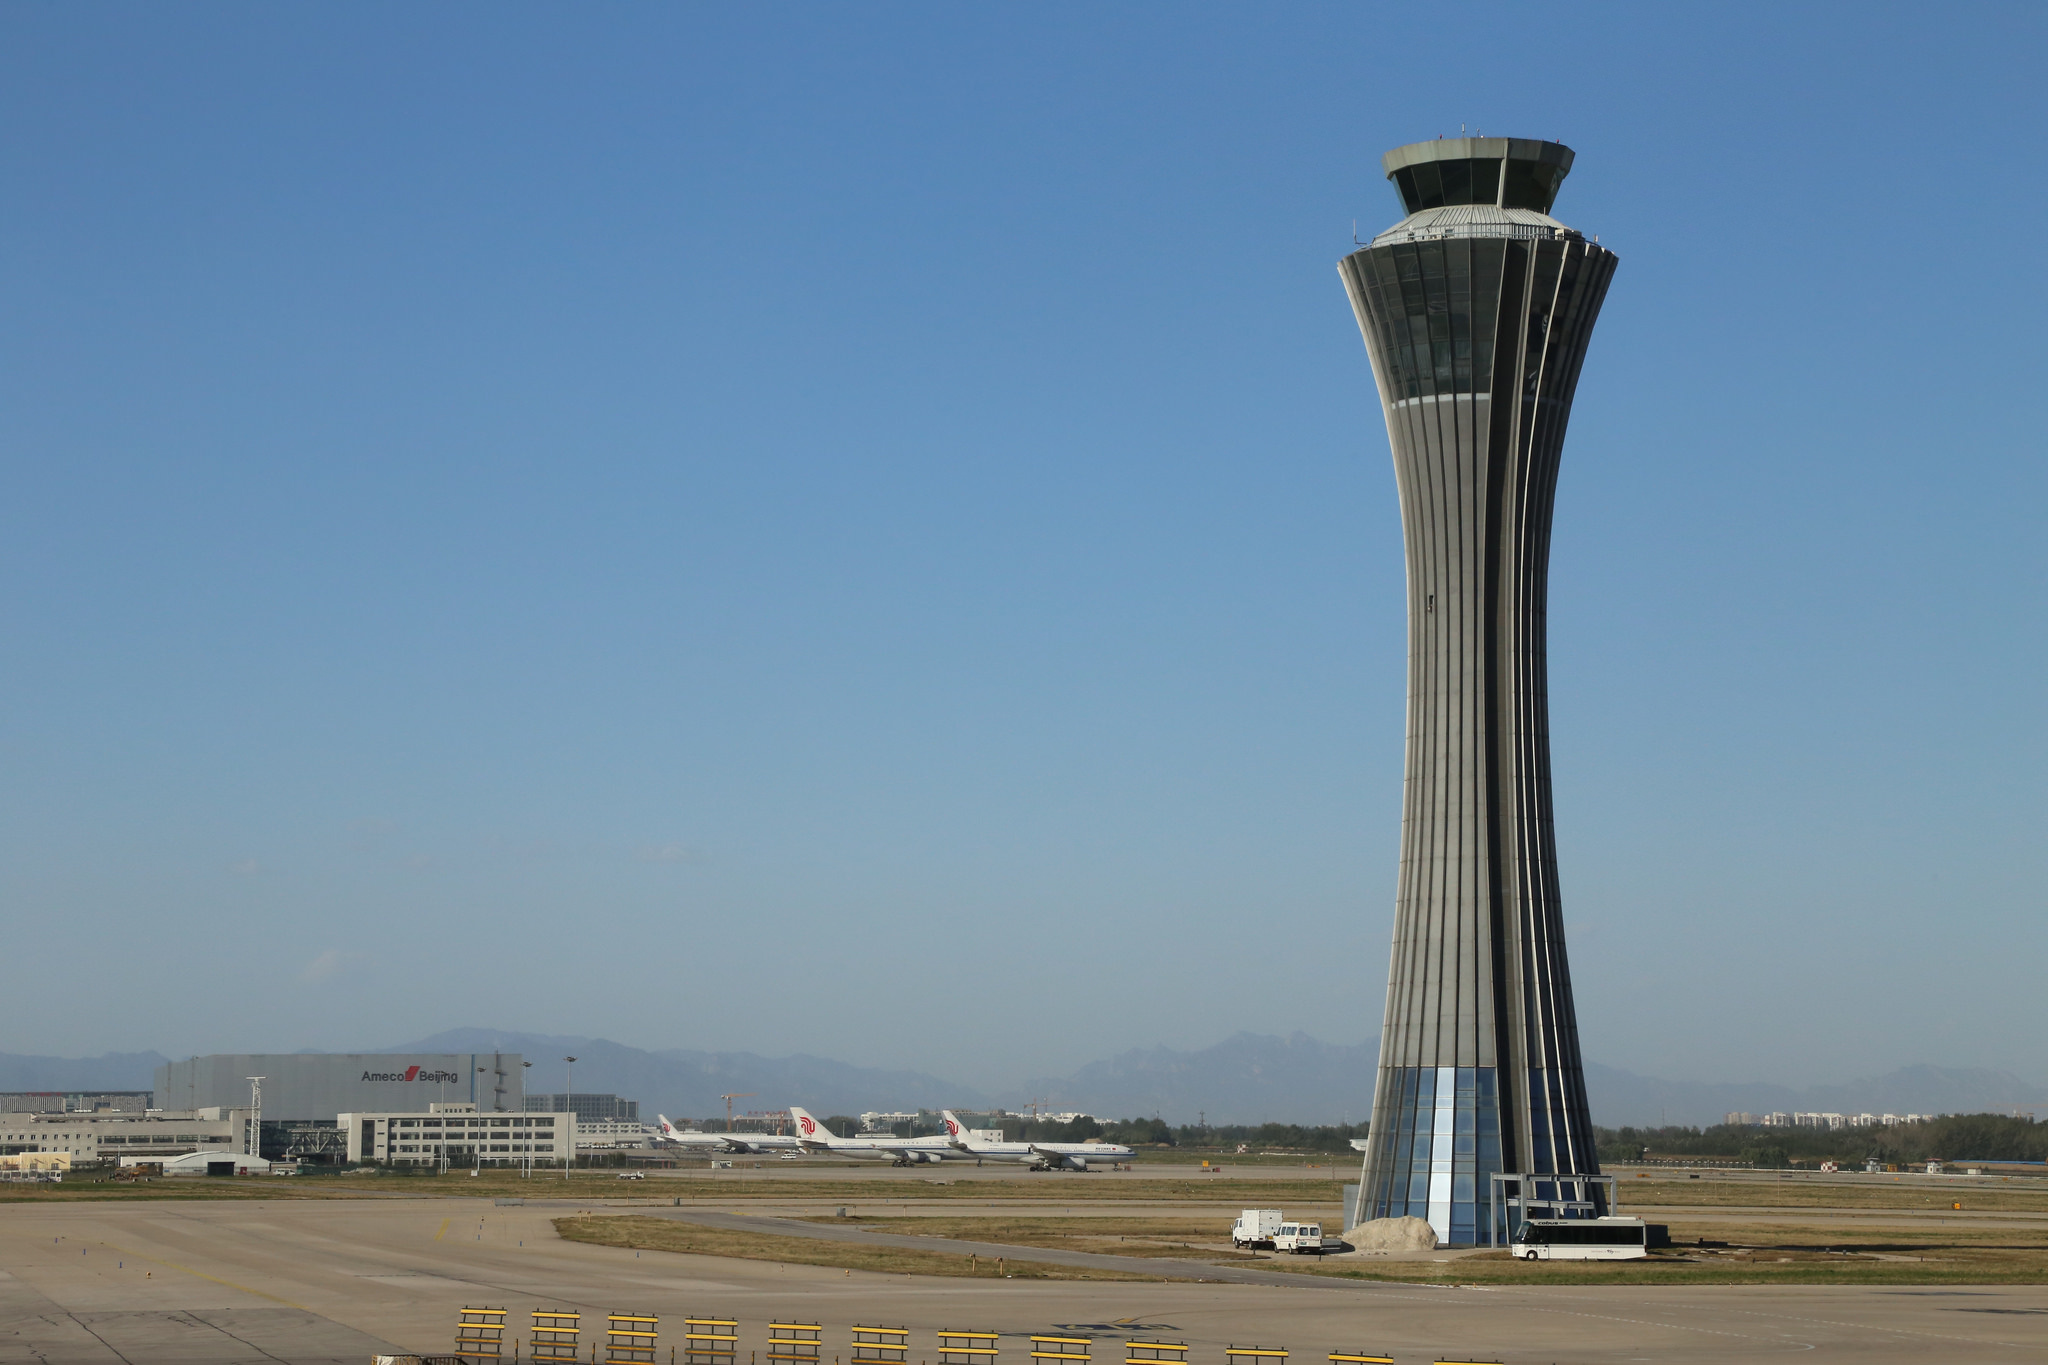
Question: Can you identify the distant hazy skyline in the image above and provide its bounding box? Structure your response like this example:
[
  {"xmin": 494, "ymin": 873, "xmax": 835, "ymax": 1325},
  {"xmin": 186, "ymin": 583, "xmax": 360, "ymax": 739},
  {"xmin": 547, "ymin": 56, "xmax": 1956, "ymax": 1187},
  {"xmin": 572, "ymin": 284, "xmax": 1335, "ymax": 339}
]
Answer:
[{"xmin": 2, "ymin": 5, "xmax": 2043, "ymax": 1093}]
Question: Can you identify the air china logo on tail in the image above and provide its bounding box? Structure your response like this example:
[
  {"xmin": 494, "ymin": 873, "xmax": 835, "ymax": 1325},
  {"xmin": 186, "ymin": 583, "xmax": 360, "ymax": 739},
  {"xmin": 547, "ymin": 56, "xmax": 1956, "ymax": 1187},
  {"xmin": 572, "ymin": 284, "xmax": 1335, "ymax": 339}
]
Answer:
[
  {"xmin": 945, "ymin": 1119, "xmax": 959, "ymax": 1135},
  {"xmin": 797, "ymin": 1115, "xmax": 817, "ymax": 1136},
  {"xmin": 359, "ymin": 1065, "xmax": 462, "ymax": 1083}
]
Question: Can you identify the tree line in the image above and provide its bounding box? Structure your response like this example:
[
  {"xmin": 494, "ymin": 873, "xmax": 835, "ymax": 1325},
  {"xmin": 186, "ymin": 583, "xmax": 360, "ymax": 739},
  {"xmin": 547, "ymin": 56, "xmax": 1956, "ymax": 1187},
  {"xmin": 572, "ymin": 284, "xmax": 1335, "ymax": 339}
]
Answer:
[{"xmin": 1595, "ymin": 1114, "xmax": 2046, "ymax": 1168}]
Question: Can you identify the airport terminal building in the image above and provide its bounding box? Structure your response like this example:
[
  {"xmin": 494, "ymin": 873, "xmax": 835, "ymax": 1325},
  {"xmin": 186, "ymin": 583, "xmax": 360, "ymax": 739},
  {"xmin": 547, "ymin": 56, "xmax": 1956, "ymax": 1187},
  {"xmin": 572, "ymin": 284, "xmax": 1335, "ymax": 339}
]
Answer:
[{"xmin": 156, "ymin": 1053, "xmax": 528, "ymax": 1121}]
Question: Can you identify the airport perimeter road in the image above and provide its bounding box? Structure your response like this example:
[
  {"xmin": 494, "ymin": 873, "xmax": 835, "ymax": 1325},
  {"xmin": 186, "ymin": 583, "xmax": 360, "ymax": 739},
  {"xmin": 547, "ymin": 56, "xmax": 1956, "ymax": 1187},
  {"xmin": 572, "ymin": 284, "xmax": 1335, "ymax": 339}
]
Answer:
[{"xmin": 0, "ymin": 1197, "xmax": 2044, "ymax": 1365}]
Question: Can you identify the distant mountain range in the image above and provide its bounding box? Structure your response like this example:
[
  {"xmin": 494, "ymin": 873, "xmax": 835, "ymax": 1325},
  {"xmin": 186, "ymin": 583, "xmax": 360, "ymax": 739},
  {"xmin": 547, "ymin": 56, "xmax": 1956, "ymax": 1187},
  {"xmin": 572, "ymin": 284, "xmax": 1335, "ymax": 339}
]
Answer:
[
  {"xmin": 382, "ymin": 1028, "xmax": 994, "ymax": 1120},
  {"xmin": 1021, "ymin": 1032, "xmax": 1376, "ymax": 1126},
  {"xmin": 0, "ymin": 1050, "xmax": 169, "ymax": 1093},
  {"xmin": 5, "ymin": 1033, "xmax": 2042, "ymax": 1129}
]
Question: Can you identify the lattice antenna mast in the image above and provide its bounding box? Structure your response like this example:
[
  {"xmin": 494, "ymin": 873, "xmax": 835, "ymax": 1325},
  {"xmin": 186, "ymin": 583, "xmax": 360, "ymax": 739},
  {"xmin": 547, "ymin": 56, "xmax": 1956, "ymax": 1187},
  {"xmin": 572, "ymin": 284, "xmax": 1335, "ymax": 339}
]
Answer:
[{"xmin": 245, "ymin": 1076, "xmax": 264, "ymax": 1157}]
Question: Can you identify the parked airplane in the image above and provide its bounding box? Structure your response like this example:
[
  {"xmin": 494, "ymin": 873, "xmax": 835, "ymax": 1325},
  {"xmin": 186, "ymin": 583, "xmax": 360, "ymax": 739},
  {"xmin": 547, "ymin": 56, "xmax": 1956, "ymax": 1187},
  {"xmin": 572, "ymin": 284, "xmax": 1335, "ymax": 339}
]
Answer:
[
  {"xmin": 789, "ymin": 1107, "xmax": 962, "ymax": 1164},
  {"xmin": 939, "ymin": 1110, "xmax": 1134, "ymax": 1170},
  {"xmin": 654, "ymin": 1114, "xmax": 803, "ymax": 1154}
]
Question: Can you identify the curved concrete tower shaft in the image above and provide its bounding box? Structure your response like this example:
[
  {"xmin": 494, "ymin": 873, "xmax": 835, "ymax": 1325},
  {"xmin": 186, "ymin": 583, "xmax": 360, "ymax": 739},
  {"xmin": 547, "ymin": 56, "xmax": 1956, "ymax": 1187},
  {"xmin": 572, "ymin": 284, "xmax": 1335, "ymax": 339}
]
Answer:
[{"xmin": 1338, "ymin": 138, "xmax": 1617, "ymax": 1247}]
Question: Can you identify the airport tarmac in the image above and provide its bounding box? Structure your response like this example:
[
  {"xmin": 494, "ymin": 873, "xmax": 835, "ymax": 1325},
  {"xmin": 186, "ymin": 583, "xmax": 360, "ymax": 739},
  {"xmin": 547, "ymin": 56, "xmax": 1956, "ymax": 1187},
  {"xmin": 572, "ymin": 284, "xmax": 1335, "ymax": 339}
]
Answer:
[{"xmin": 3, "ymin": 1197, "xmax": 2046, "ymax": 1364}]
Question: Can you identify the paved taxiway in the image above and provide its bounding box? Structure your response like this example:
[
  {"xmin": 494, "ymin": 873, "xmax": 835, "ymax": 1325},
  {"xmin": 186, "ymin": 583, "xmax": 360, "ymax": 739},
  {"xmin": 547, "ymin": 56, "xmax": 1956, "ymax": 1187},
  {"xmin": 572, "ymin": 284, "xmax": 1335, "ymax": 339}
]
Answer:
[{"xmin": 2, "ymin": 1197, "xmax": 2044, "ymax": 1364}]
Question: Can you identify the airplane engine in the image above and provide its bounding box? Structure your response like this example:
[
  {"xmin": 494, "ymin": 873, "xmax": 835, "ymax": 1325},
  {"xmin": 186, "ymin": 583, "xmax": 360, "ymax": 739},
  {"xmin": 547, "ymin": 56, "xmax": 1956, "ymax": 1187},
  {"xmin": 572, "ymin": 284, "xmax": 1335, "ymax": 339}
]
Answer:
[{"xmin": 905, "ymin": 1150, "xmax": 936, "ymax": 1163}]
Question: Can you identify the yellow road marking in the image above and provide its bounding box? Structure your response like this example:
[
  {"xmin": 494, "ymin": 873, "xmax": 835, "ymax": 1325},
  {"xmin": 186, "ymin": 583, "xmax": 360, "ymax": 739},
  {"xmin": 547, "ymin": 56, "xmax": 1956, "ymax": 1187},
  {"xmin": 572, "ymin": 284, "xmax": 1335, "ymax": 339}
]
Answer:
[
  {"xmin": 436, "ymin": 1218, "xmax": 450, "ymax": 1241},
  {"xmin": 98, "ymin": 1242, "xmax": 310, "ymax": 1311}
]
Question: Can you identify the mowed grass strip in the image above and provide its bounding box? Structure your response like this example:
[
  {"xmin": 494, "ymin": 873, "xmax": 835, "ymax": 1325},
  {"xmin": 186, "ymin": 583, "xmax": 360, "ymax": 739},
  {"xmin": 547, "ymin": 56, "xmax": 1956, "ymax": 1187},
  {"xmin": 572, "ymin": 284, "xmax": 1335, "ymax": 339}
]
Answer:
[
  {"xmin": 1613, "ymin": 1174, "xmax": 2048, "ymax": 1214},
  {"xmin": 553, "ymin": 1215, "xmax": 1165, "ymax": 1281},
  {"xmin": 1256, "ymin": 1218, "xmax": 2048, "ymax": 1286},
  {"xmin": 802, "ymin": 1215, "xmax": 1267, "ymax": 1262}
]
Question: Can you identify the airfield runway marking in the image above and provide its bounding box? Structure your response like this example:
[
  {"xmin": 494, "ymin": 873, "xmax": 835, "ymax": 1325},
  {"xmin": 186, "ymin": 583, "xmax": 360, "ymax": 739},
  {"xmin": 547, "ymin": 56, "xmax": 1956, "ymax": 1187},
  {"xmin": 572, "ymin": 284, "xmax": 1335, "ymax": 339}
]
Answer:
[
  {"xmin": 436, "ymin": 1217, "xmax": 450, "ymax": 1240},
  {"xmin": 91, "ymin": 1239, "xmax": 313, "ymax": 1311}
]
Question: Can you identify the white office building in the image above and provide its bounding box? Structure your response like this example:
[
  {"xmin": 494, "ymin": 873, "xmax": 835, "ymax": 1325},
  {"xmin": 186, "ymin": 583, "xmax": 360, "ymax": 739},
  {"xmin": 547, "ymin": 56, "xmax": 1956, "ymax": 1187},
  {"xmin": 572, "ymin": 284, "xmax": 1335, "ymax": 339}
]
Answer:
[
  {"xmin": 341, "ymin": 1102, "xmax": 575, "ymax": 1166},
  {"xmin": 575, "ymin": 1120, "xmax": 652, "ymax": 1150},
  {"xmin": 0, "ymin": 1110, "xmax": 248, "ymax": 1163}
]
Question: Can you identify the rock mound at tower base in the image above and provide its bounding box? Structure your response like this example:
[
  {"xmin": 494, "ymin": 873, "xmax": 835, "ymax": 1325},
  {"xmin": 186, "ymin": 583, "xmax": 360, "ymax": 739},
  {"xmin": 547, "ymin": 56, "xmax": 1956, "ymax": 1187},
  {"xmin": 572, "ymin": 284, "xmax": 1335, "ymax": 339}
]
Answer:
[{"xmin": 1342, "ymin": 1216, "xmax": 1439, "ymax": 1253}]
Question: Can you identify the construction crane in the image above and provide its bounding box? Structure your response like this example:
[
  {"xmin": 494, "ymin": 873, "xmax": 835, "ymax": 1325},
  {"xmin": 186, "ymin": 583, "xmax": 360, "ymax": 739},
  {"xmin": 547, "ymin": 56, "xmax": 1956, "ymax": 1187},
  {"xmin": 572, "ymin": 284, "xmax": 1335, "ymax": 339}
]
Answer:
[{"xmin": 720, "ymin": 1093, "xmax": 755, "ymax": 1131}]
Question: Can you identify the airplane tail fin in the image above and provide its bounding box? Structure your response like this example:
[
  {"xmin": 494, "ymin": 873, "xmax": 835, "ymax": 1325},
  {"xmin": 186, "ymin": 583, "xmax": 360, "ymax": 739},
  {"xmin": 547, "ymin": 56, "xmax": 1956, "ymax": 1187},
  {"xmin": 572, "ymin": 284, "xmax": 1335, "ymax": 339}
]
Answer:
[
  {"xmin": 789, "ymin": 1106, "xmax": 831, "ymax": 1144},
  {"xmin": 657, "ymin": 1115, "xmax": 676, "ymax": 1139},
  {"xmin": 940, "ymin": 1110, "xmax": 972, "ymax": 1145}
]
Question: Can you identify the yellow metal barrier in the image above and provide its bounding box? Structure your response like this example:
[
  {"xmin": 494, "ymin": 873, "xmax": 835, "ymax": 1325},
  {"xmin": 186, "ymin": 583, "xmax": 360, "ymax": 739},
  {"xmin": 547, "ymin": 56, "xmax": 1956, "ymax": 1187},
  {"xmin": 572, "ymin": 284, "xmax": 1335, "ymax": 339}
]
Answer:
[
  {"xmin": 531, "ymin": 1309, "xmax": 581, "ymax": 1364},
  {"xmin": 455, "ymin": 1306, "xmax": 506, "ymax": 1361},
  {"xmin": 938, "ymin": 1330, "xmax": 1000, "ymax": 1365},
  {"xmin": 1224, "ymin": 1347, "xmax": 1287, "ymax": 1365},
  {"xmin": 684, "ymin": 1316, "xmax": 739, "ymax": 1365},
  {"xmin": 1126, "ymin": 1341, "xmax": 1187, "ymax": 1365},
  {"xmin": 1030, "ymin": 1336, "xmax": 1091, "ymax": 1365},
  {"xmin": 852, "ymin": 1324, "xmax": 910, "ymax": 1365},
  {"xmin": 1328, "ymin": 1354, "xmax": 1392, "ymax": 1365},
  {"xmin": 606, "ymin": 1312, "xmax": 658, "ymax": 1365},
  {"xmin": 768, "ymin": 1321, "xmax": 824, "ymax": 1365}
]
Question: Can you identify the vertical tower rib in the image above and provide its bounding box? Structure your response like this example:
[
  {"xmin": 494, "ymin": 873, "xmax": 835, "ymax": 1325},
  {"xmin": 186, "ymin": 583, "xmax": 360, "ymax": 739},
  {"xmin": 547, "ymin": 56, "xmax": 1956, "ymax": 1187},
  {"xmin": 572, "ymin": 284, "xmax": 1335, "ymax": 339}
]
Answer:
[{"xmin": 1339, "ymin": 138, "xmax": 1617, "ymax": 1246}]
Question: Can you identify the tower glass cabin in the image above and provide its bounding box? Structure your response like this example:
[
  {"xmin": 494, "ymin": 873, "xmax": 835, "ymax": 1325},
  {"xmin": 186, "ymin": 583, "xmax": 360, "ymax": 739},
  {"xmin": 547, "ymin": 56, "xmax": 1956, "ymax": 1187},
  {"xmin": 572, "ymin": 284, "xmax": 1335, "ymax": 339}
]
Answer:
[{"xmin": 1338, "ymin": 138, "xmax": 1617, "ymax": 1247}]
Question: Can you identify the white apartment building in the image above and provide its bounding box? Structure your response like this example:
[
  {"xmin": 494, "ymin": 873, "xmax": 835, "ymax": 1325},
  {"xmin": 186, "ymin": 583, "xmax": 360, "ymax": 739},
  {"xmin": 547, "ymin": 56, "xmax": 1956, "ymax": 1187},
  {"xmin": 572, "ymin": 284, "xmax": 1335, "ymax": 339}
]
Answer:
[
  {"xmin": 1751, "ymin": 1110, "xmax": 1933, "ymax": 1130},
  {"xmin": 341, "ymin": 1102, "xmax": 575, "ymax": 1166}
]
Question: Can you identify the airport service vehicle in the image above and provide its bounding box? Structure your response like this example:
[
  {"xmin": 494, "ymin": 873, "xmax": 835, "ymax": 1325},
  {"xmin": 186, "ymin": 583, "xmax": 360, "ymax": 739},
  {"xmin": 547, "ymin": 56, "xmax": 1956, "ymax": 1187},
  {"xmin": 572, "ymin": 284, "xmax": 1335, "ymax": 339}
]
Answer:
[
  {"xmin": 1232, "ymin": 1209, "xmax": 1283, "ymax": 1248},
  {"xmin": 1510, "ymin": 1217, "xmax": 1649, "ymax": 1261},
  {"xmin": 615, "ymin": 1171, "xmax": 646, "ymax": 1180},
  {"xmin": 654, "ymin": 1115, "xmax": 803, "ymax": 1155},
  {"xmin": 789, "ymin": 1107, "xmax": 962, "ymax": 1165},
  {"xmin": 939, "ymin": 1111, "xmax": 1136, "ymax": 1171},
  {"xmin": 1273, "ymin": 1220, "xmax": 1332, "ymax": 1253}
]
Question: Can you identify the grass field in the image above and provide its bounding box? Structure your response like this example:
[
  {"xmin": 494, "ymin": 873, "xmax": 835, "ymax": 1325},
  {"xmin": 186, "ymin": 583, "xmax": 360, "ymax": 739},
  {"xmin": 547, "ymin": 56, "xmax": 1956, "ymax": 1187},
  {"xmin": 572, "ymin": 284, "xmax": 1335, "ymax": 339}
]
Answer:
[
  {"xmin": 1263, "ymin": 1219, "xmax": 2048, "ymax": 1286},
  {"xmin": 813, "ymin": 1205, "xmax": 2048, "ymax": 1286},
  {"xmin": 807, "ymin": 1214, "xmax": 1262, "ymax": 1261},
  {"xmin": 1613, "ymin": 1172, "xmax": 2048, "ymax": 1213},
  {"xmin": 552, "ymin": 1214, "xmax": 1165, "ymax": 1280}
]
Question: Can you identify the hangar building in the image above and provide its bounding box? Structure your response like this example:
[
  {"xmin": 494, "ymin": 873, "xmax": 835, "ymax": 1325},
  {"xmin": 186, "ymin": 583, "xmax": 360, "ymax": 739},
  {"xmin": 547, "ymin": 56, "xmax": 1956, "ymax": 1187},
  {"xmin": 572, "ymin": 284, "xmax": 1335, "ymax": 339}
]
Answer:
[{"xmin": 156, "ymin": 1053, "xmax": 527, "ymax": 1121}]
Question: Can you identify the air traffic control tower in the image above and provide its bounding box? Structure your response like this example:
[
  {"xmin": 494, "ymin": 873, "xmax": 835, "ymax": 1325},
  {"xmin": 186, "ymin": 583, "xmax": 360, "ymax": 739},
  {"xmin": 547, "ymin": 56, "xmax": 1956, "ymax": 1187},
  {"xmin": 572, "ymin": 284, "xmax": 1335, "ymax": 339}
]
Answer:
[{"xmin": 1339, "ymin": 138, "xmax": 1616, "ymax": 1247}]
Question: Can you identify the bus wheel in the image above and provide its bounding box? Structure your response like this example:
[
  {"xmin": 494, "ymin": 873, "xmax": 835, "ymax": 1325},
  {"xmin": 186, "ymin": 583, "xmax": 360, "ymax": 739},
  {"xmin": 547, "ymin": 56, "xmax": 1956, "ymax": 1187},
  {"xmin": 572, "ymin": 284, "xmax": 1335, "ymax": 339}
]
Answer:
[{"xmin": 1522, "ymin": 1250, "xmax": 1538, "ymax": 1261}]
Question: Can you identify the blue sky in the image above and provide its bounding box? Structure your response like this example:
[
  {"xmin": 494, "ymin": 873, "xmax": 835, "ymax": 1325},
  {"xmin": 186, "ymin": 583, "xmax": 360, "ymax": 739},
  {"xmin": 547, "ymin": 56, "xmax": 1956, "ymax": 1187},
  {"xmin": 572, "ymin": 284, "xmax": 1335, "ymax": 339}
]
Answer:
[{"xmin": 2, "ymin": 4, "xmax": 2043, "ymax": 1093}]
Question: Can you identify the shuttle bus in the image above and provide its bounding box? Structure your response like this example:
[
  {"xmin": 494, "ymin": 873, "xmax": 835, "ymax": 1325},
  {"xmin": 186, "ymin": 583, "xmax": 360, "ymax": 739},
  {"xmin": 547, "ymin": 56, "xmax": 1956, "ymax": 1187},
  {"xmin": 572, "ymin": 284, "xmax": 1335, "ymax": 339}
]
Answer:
[{"xmin": 1509, "ymin": 1217, "xmax": 1648, "ymax": 1261}]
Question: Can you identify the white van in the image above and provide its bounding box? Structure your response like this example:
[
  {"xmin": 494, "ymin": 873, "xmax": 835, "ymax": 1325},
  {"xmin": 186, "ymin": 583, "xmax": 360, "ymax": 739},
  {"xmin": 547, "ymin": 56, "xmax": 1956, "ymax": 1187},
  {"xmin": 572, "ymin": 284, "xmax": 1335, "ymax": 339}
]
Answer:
[
  {"xmin": 1273, "ymin": 1220, "xmax": 1331, "ymax": 1254},
  {"xmin": 1510, "ymin": 1217, "xmax": 1648, "ymax": 1261}
]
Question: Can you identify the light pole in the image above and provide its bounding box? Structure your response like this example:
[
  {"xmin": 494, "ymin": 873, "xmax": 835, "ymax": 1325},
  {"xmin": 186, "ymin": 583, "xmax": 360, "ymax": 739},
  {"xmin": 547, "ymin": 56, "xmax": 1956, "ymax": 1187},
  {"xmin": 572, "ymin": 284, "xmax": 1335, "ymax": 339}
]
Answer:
[
  {"xmin": 521, "ymin": 1061, "xmax": 533, "ymax": 1179},
  {"xmin": 474, "ymin": 1068, "xmax": 487, "ymax": 1176},
  {"xmin": 563, "ymin": 1057, "xmax": 576, "ymax": 1180}
]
